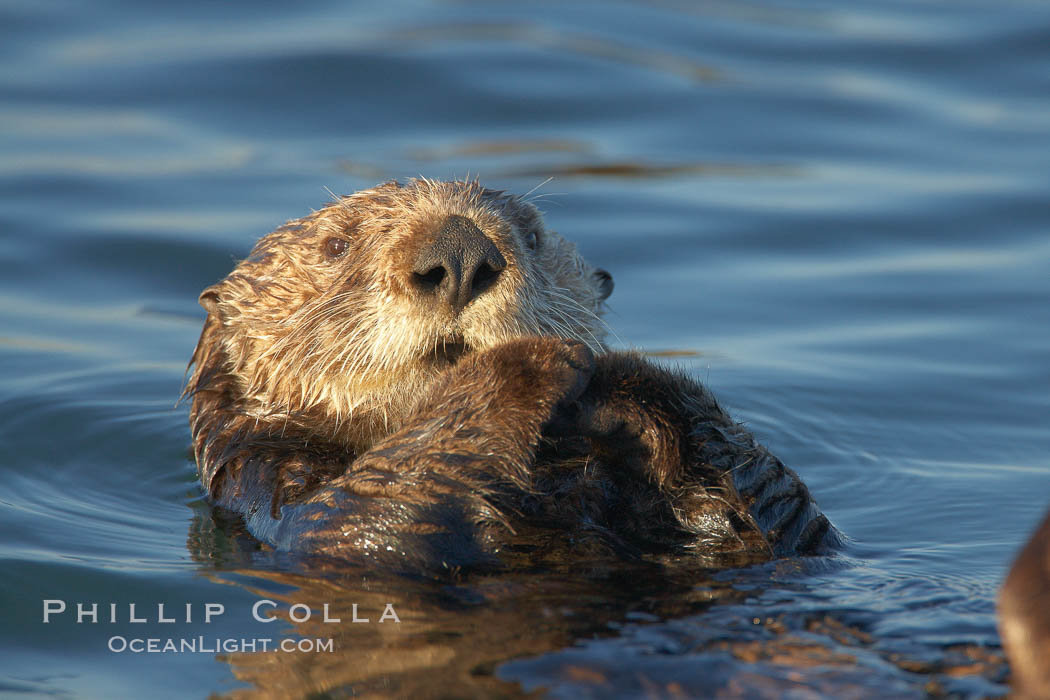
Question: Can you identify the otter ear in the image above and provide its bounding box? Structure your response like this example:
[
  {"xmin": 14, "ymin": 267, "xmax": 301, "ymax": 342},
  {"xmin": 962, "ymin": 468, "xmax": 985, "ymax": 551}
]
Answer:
[
  {"xmin": 199, "ymin": 284, "xmax": 224, "ymax": 319},
  {"xmin": 594, "ymin": 269, "xmax": 614, "ymax": 301}
]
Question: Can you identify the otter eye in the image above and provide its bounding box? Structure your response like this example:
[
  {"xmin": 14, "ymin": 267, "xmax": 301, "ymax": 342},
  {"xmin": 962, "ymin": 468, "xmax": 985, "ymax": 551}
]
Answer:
[
  {"xmin": 523, "ymin": 230, "xmax": 538, "ymax": 251},
  {"xmin": 324, "ymin": 237, "xmax": 349, "ymax": 259}
]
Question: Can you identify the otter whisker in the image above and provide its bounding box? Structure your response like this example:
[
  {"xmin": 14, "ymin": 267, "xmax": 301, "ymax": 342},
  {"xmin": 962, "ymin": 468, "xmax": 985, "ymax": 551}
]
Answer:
[
  {"xmin": 522, "ymin": 176, "xmax": 555, "ymax": 200},
  {"xmin": 545, "ymin": 303, "xmax": 603, "ymax": 355},
  {"xmin": 546, "ymin": 287, "xmax": 622, "ymax": 348}
]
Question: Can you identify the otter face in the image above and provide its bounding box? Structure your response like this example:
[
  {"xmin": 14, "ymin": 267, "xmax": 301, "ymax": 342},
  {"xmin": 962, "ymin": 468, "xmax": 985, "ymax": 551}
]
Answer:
[{"xmin": 197, "ymin": 179, "xmax": 613, "ymax": 449}]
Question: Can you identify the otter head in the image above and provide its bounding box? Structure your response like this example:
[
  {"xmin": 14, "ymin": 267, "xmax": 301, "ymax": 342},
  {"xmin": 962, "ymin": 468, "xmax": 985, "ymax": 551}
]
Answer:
[{"xmin": 191, "ymin": 178, "xmax": 614, "ymax": 451}]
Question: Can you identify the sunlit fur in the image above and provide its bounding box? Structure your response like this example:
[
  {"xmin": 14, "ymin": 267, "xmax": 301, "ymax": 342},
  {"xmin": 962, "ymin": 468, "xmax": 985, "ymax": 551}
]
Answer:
[{"xmin": 187, "ymin": 178, "xmax": 611, "ymax": 453}]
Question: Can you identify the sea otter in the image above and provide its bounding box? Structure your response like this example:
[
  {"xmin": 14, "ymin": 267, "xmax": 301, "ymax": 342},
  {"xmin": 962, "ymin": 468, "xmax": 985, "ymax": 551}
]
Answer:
[
  {"xmin": 1000, "ymin": 507, "xmax": 1050, "ymax": 699},
  {"xmin": 185, "ymin": 179, "xmax": 838, "ymax": 574}
]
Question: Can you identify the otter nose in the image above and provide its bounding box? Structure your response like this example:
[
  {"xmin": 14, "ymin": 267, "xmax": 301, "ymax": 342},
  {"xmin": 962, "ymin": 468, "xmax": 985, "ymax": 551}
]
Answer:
[{"xmin": 411, "ymin": 215, "xmax": 506, "ymax": 313}]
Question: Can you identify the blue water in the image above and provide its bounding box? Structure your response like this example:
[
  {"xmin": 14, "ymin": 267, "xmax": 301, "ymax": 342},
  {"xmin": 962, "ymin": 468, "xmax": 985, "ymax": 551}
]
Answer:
[{"xmin": 2, "ymin": 1, "xmax": 1048, "ymax": 697}]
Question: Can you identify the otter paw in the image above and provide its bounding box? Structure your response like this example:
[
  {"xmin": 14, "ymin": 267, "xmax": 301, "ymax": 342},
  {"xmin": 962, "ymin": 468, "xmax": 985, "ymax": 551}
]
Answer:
[
  {"xmin": 575, "ymin": 397, "xmax": 641, "ymax": 439},
  {"xmin": 480, "ymin": 337, "xmax": 596, "ymax": 407},
  {"xmin": 546, "ymin": 393, "xmax": 642, "ymax": 442}
]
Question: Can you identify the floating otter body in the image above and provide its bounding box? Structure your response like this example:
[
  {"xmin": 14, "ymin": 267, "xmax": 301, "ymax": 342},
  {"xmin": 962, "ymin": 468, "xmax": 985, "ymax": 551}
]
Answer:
[{"xmin": 186, "ymin": 179, "xmax": 837, "ymax": 574}]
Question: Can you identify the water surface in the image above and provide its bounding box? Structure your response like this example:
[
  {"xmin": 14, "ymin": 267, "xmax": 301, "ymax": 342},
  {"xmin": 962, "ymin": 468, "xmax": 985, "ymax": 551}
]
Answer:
[{"xmin": 2, "ymin": 0, "xmax": 1048, "ymax": 697}]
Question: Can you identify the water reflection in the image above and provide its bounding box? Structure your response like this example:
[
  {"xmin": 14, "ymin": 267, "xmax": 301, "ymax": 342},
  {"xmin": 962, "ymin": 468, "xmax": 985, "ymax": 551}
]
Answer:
[
  {"xmin": 188, "ymin": 509, "xmax": 1006, "ymax": 698},
  {"xmin": 387, "ymin": 23, "xmax": 721, "ymax": 83},
  {"xmin": 188, "ymin": 509, "xmax": 747, "ymax": 697}
]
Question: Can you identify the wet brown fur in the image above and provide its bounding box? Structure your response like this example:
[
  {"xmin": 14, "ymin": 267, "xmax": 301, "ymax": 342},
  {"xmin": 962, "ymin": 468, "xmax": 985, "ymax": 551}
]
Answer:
[
  {"xmin": 186, "ymin": 178, "xmax": 837, "ymax": 574},
  {"xmin": 999, "ymin": 507, "xmax": 1050, "ymax": 698}
]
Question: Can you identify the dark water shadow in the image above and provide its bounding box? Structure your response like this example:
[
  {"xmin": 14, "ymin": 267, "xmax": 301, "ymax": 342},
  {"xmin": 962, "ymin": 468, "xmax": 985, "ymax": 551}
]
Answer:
[
  {"xmin": 500, "ymin": 161, "xmax": 800, "ymax": 180},
  {"xmin": 336, "ymin": 150, "xmax": 801, "ymax": 184}
]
